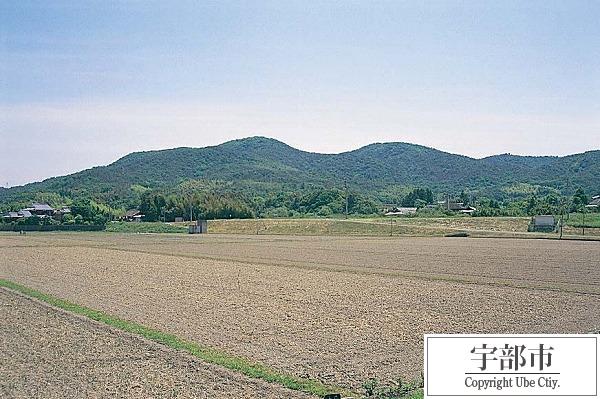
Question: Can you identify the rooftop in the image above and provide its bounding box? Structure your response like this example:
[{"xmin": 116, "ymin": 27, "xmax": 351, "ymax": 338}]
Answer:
[{"xmin": 31, "ymin": 203, "xmax": 54, "ymax": 211}]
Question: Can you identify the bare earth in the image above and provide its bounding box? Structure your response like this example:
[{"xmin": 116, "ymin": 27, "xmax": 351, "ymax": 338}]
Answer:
[
  {"xmin": 1, "ymin": 233, "xmax": 599, "ymax": 390},
  {"xmin": 0, "ymin": 287, "xmax": 313, "ymax": 399}
]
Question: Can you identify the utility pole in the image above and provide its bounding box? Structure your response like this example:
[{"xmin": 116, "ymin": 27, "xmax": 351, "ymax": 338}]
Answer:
[
  {"xmin": 582, "ymin": 206, "xmax": 586, "ymax": 236},
  {"xmin": 344, "ymin": 180, "xmax": 349, "ymax": 219},
  {"xmin": 559, "ymin": 199, "xmax": 564, "ymax": 239},
  {"xmin": 559, "ymin": 213, "xmax": 563, "ymax": 239},
  {"xmin": 389, "ymin": 218, "xmax": 395, "ymax": 236}
]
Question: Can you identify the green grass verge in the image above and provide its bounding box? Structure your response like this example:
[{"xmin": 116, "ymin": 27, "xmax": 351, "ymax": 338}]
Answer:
[
  {"xmin": 410, "ymin": 391, "xmax": 424, "ymax": 399},
  {"xmin": 105, "ymin": 221, "xmax": 187, "ymax": 234},
  {"xmin": 566, "ymin": 212, "xmax": 600, "ymax": 228},
  {"xmin": 0, "ymin": 278, "xmax": 349, "ymax": 397}
]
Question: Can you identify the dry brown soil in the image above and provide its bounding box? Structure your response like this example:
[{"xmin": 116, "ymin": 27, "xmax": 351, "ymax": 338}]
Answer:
[
  {"xmin": 1, "ymin": 233, "xmax": 599, "ymax": 390},
  {"xmin": 0, "ymin": 287, "xmax": 314, "ymax": 398}
]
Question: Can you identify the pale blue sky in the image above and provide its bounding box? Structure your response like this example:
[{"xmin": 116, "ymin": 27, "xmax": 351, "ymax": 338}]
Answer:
[{"xmin": 1, "ymin": 1, "xmax": 599, "ymax": 186}]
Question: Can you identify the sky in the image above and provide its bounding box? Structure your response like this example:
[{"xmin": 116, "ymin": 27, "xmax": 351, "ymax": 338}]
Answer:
[{"xmin": 1, "ymin": 1, "xmax": 599, "ymax": 187}]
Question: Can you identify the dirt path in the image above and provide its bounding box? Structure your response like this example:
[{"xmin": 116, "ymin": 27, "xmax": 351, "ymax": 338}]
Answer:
[{"xmin": 0, "ymin": 287, "xmax": 314, "ymax": 399}]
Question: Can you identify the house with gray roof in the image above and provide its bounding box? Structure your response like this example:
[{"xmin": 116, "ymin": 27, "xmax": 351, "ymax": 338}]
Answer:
[
  {"xmin": 25, "ymin": 203, "xmax": 55, "ymax": 216},
  {"xmin": 587, "ymin": 195, "xmax": 600, "ymax": 208}
]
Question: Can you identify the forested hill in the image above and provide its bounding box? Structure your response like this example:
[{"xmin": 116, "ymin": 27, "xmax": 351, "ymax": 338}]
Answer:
[{"xmin": 1, "ymin": 136, "xmax": 599, "ymax": 207}]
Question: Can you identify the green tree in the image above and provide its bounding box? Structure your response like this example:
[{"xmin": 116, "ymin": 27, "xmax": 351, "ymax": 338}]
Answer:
[
  {"xmin": 571, "ymin": 187, "xmax": 588, "ymax": 212},
  {"xmin": 526, "ymin": 196, "xmax": 538, "ymax": 216},
  {"xmin": 62, "ymin": 213, "xmax": 75, "ymax": 224},
  {"xmin": 401, "ymin": 188, "xmax": 433, "ymax": 207},
  {"xmin": 71, "ymin": 199, "xmax": 95, "ymax": 221},
  {"xmin": 139, "ymin": 191, "xmax": 167, "ymax": 221},
  {"xmin": 71, "ymin": 198, "xmax": 109, "ymax": 224}
]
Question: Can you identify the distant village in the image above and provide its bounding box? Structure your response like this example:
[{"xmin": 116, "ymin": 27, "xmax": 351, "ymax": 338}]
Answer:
[
  {"xmin": 2, "ymin": 203, "xmax": 144, "ymax": 223},
  {"xmin": 2, "ymin": 203, "xmax": 70, "ymax": 222},
  {"xmin": 4, "ymin": 194, "xmax": 598, "ymax": 226},
  {"xmin": 383, "ymin": 198, "xmax": 478, "ymax": 216}
]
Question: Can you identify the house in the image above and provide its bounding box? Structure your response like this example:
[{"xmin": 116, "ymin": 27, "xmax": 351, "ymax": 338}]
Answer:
[
  {"xmin": 587, "ymin": 195, "xmax": 600, "ymax": 208},
  {"xmin": 2, "ymin": 210, "xmax": 35, "ymax": 221},
  {"xmin": 385, "ymin": 207, "xmax": 417, "ymax": 216},
  {"xmin": 443, "ymin": 199, "xmax": 476, "ymax": 214},
  {"xmin": 19, "ymin": 210, "xmax": 33, "ymax": 218},
  {"xmin": 2, "ymin": 211, "xmax": 22, "ymax": 221},
  {"xmin": 53, "ymin": 207, "xmax": 72, "ymax": 221},
  {"xmin": 2, "ymin": 203, "xmax": 68, "ymax": 222},
  {"xmin": 124, "ymin": 209, "xmax": 144, "ymax": 222},
  {"xmin": 25, "ymin": 203, "xmax": 55, "ymax": 217},
  {"xmin": 528, "ymin": 215, "xmax": 556, "ymax": 232}
]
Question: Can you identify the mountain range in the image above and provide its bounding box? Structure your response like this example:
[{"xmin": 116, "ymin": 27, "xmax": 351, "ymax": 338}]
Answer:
[{"xmin": 1, "ymin": 136, "xmax": 598, "ymax": 206}]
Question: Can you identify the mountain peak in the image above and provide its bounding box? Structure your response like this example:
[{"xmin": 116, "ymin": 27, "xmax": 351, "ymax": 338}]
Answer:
[{"xmin": 218, "ymin": 136, "xmax": 291, "ymax": 149}]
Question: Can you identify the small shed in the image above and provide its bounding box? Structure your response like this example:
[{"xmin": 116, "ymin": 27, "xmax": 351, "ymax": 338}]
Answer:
[
  {"xmin": 189, "ymin": 220, "xmax": 208, "ymax": 234},
  {"xmin": 529, "ymin": 215, "xmax": 556, "ymax": 232}
]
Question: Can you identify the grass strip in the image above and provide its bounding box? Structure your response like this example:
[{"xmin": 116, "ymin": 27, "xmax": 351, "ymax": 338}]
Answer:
[{"xmin": 0, "ymin": 278, "xmax": 350, "ymax": 398}]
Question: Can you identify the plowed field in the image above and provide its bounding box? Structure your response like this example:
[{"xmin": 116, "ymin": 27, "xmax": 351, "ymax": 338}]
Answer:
[{"xmin": 1, "ymin": 233, "xmax": 599, "ymax": 390}]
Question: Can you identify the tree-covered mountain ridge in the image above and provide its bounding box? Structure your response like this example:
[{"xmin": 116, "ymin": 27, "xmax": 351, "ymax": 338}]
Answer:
[{"xmin": 1, "ymin": 136, "xmax": 598, "ymax": 207}]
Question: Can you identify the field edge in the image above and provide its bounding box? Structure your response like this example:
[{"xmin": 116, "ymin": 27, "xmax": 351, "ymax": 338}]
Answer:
[{"xmin": 0, "ymin": 278, "xmax": 352, "ymax": 398}]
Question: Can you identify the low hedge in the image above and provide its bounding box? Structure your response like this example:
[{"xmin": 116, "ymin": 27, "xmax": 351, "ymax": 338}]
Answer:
[{"xmin": 0, "ymin": 224, "xmax": 105, "ymax": 232}]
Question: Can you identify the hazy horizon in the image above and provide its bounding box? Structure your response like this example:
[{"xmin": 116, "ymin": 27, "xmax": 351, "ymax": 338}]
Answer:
[{"xmin": 2, "ymin": 1, "xmax": 599, "ymax": 186}]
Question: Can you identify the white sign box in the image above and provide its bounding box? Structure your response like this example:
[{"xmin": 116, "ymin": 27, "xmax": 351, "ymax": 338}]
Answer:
[{"xmin": 425, "ymin": 334, "xmax": 598, "ymax": 397}]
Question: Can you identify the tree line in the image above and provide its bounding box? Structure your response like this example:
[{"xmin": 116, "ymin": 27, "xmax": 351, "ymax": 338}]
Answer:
[{"xmin": 1, "ymin": 185, "xmax": 597, "ymax": 226}]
